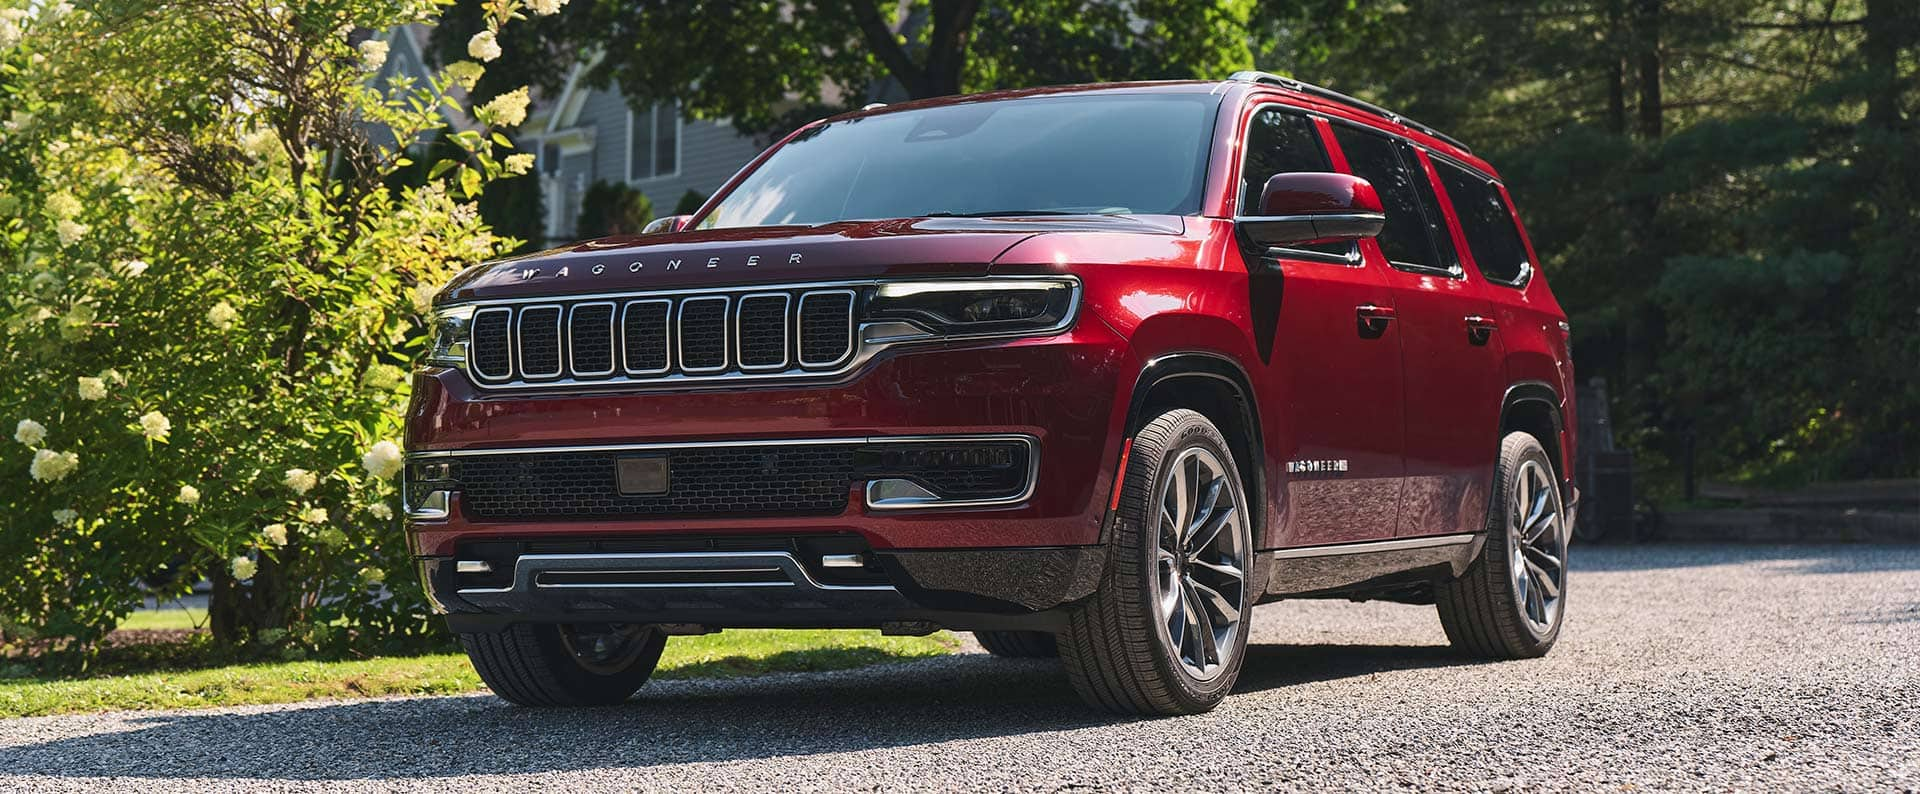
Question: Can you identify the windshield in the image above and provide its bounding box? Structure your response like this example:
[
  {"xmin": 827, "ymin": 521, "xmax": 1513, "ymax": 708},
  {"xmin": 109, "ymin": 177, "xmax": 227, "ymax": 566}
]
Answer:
[{"xmin": 698, "ymin": 93, "xmax": 1218, "ymax": 229}]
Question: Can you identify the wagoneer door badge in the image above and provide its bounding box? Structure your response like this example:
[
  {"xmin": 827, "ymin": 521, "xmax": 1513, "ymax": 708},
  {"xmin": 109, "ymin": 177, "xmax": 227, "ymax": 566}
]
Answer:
[{"xmin": 1287, "ymin": 459, "xmax": 1350, "ymax": 475}]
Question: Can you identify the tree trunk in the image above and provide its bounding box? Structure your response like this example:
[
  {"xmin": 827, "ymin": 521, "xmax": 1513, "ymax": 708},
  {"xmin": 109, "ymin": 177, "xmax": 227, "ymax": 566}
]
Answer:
[
  {"xmin": 1633, "ymin": 0, "xmax": 1663, "ymax": 140},
  {"xmin": 1862, "ymin": 0, "xmax": 1905, "ymax": 131},
  {"xmin": 1606, "ymin": 0, "xmax": 1628, "ymax": 136}
]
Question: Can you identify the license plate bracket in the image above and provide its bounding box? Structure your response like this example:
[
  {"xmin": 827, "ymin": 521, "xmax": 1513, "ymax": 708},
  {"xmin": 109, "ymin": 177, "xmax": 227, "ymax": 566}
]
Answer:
[{"xmin": 616, "ymin": 455, "xmax": 671, "ymax": 496}]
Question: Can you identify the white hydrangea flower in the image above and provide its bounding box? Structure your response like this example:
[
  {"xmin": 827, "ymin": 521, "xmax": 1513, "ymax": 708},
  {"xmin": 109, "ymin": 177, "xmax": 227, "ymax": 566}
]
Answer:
[
  {"xmin": 361, "ymin": 440, "xmax": 403, "ymax": 479},
  {"xmin": 261, "ymin": 523, "xmax": 289, "ymax": 547},
  {"xmin": 476, "ymin": 87, "xmax": 530, "ymax": 127},
  {"xmin": 467, "ymin": 30, "xmax": 501, "ymax": 62},
  {"xmin": 528, "ymin": 0, "xmax": 569, "ymax": 15},
  {"xmin": 43, "ymin": 191, "xmax": 81, "ymax": 220},
  {"xmin": 138, "ymin": 410, "xmax": 171, "ymax": 441},
  {"xmin": 76, "ymin": 376, "xmax": 107, "ymax": 400},
  {"xmin": 56, "ymin": 218, "xmax": 88, "ymax": 246},
  {"xmin": 49, "ymin": 2, "xmax": 73, "ymax": 19},
  {"xmin": 206, "ymin": 300, "xmax": 237, "ymax": 331},
  {"xmin": 503, "ymin": 153, "xmax": 534, "ymax": 175},
  {"xmin": 14, "ymin": 418, "xmax": 46, "ymax": 446},
  {"xmin": 283, "ymin": 468, "xmax": 317, "ymax": 494},
  {"xmin": 239, "ymin": 127, "xmax": 278, "ymax": 159},
  {"xmin": 100, "ymin": 368, "xmax": 127, "ymax": 386},
  {"xmin": 29, "ymin": 448, "xmax": 79, "ymax": 481},
  {"xmin": 358, "ymin": 39, "xmax": 388, "ymax": 70},
  {"xmin": 116, "ymin": 259, "xmax": 148, "ymax": 277},
  {"xmin": 358, "ymin": 566, "xmax": 387, "ymax": 585},
  {"xmin": 299, "ymin": 506, "xmax": 329, "ymax": 524},
  {"xmin": 52, "ymin": 509, "xmax": 78, "ymax": 527},
  {"xmin": 175, "ymin": 484, "xmax": 200, "ymax": 505},
  {"xmin": 230, "ymin": 556, "xmax": 257, "ymax": 580},
  {"xmin": 367, "ymin": 502, "xmax": 393, "ymax": 521},
  {"xmin": 0, "ymin": 17, "xmax": 20, "ymax": 50}
]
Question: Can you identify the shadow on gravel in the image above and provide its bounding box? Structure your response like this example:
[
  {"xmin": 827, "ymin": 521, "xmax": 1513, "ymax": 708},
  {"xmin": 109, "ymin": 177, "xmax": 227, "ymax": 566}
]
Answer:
[
  {"xmin": 0, "ymin": 641, "xmax": 1467, "ymax": 781},
  {"xmin": 1573, "ymin": 544, "xmax": 1920, "ymax": 574}
]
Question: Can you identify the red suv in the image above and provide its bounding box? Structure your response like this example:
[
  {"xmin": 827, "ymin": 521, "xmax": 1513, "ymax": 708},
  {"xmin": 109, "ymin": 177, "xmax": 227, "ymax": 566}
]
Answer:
[{"xmin": 407, "ymin": 73, "xmax": 1577, "ymax": 716}]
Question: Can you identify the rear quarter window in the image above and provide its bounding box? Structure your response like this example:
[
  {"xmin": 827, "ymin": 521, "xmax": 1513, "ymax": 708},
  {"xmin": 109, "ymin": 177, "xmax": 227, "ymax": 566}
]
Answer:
[{"xmin": 1436, "ymin": 159, "xmax": 1532, "ymax": 285}]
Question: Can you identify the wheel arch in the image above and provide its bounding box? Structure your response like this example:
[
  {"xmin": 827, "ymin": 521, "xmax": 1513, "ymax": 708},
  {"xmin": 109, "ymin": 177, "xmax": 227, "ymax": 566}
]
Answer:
[
  {"xmin": 1501, "ymin": 381, "xmax": 1568, "ymax": 484},
  {"xmin": 1123, "ymin": 352, "xmax": 1267, "ymax": 542}
]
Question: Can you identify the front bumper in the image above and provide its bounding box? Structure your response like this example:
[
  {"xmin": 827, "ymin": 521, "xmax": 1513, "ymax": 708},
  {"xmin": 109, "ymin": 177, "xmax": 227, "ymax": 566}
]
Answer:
[{"xmin": 420, "ymin": 544, "xmax": 1107, "ymax": 633}]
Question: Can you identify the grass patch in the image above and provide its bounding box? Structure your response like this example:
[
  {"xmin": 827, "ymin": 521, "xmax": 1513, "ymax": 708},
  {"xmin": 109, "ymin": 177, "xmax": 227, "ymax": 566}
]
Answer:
[
  {"xmin": 0, "ymin": 629, "xmax": 956, "ymax": 718},
  {"xmin": 115, "ymin": 605, "xmax": 208, "ymax": 632}
]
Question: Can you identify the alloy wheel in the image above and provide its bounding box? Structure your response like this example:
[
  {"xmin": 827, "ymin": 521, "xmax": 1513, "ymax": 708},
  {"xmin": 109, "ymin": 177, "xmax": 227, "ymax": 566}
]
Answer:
[
  {"xmin": 560, "ymin": 623, "xmax": 654, "ymax": 675},
  {"xmin": 1507, "ymin": 459, "xmax": 1568, "ymax": 638},
  {"xmin": 1150, "ymin": 447, "xmax": 1249, "ymax": 681}
]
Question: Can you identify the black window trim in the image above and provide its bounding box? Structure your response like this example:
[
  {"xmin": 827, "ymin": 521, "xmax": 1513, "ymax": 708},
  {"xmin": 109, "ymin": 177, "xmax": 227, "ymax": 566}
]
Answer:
[
  {"xmin": 1237, "ymin": 100, "xmax": 1364, "ymax": 269},
  {"xmin": 1424, "ymin": 150, "xmax": 1535, "ymax": 289},
  {"xmin": 1322, "ymin": 116, "xmax": 1466, "ymax": 280}
]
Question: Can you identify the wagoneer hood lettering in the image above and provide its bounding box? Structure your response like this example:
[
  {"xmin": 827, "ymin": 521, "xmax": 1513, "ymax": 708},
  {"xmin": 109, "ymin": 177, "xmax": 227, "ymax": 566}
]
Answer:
[{"xmin": 438, "ymin": 215, "xmax": 1180, "ymax": 303}]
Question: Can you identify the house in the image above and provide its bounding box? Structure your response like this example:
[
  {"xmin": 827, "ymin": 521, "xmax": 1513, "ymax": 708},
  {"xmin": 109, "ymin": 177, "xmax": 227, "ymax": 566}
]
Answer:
[
  {"xmin": 373, "ymin": 26, "xmax": 771, "ymax": 244},
  {"xmin": 519, "ymin": 55, "xmax": 772, "ymax": 241}
]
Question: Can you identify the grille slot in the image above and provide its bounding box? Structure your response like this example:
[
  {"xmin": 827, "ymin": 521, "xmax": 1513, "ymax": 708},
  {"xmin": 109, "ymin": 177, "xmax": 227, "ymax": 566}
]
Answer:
[
  {"xmin": 517, "ymin": 305, "xmax": 564, "ymax": 379},
  {"xmin": 567, "ymin": 302, "xmax": 616, "ymax": 377},
  {"xmin": 461, "ymin": 286, "xmax": 860, "ymax": 388},
  {"xmin": 677, "ymin": 296, "xmax": 731, "ymax": 373},
  {"xmin": 736, "ymin": 293, "xmax": 790, "ymax": 370},
  {"xmin": 470, "ymin": 308, "xmax": 513, "ymax": 381},
  {"xmin": 621, "ymin": 300, "xmax": 671, "ymax": 374},
  {"xmin": 798, "ymin": 290, "xmax": 855, "ymax": 367}
]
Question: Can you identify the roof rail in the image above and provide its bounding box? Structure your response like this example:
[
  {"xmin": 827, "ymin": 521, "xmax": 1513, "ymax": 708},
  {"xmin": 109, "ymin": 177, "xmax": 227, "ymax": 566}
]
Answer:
[{"xmin": 1226, "ymin": 71, "xmax": 1471, "ymax": 154}]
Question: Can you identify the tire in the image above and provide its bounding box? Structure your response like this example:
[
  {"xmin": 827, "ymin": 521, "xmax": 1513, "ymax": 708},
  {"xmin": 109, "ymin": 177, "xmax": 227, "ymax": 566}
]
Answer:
[
  {"xmin": 1436, "ymin": 432, "xmax": 1570, "ymax": 659},
  {"xmin": 1059, "ymin": 408, "xmax": 1254, "ymax": 716},
  {"xmin": 460, "ymin": 622, "xmax": 667, "ymax": 707},
  {"xmin": 974, "ymin": 630, "xmax": 1059, "ymax": 658}
]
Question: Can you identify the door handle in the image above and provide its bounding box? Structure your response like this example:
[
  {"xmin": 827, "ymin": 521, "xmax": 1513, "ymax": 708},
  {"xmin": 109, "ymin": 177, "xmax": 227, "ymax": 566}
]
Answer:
[
  {"xmin": 1356, "ymin": 304, "xmax": 1395, "ymax": 338},
  {"xmin": 1465, "ymin": 315, "xmax": 1497, "ymax": 345}
]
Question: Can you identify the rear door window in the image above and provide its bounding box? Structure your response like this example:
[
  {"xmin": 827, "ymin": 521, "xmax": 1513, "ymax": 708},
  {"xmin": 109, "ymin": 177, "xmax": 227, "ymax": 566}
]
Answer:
[
  {"xmin": 1435, "ymin": 159, "xmax": 1532, "ymax": 285},
  {"xmin": 1331, "ymin": 125, "xmax": 1457, "ymax": 275}
]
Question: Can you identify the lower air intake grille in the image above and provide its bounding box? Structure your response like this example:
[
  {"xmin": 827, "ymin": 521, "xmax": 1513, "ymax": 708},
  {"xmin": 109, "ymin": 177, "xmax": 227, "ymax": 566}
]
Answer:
[
  {"xmin": 456, "ymin": 445, "xmax": 860, "ymax": 520},
  {"xmin": 436, "ymin": 438, "xmax": 1034, "ymax": 521}
]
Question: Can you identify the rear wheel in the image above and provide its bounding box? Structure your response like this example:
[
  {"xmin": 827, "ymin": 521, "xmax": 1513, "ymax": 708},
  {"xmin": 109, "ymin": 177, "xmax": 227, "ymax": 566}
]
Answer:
[
  {"xmin": 1436, "ymin": 432, "xmax": 1569, "ymax": 658},
  {"xmin": 460, "ymin": 622, "xmax": 666, "ymax": 707},
  {"xmin": 1059, "ymin": 408, "xmax": 1253, "ymax": 716},
  {"xmin": 974, "ymin": 630, "xmax": 1059, "ymax": 658}
]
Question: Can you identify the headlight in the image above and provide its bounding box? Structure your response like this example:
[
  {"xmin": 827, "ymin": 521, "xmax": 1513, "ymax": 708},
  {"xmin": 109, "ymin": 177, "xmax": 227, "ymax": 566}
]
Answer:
[
  {"xmin": 425, "ymin": 304, "xmax": 476, "ymax": 367},
  {"xmin": 866, "ymin": 278, "xmax": 1078, "ymax": 337}
]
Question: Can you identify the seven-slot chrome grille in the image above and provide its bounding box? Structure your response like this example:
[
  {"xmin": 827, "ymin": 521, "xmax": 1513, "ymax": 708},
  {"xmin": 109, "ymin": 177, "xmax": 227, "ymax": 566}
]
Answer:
[{"xmin": 464, "ymin": 288, "xmax": 856, "ymax": 388}]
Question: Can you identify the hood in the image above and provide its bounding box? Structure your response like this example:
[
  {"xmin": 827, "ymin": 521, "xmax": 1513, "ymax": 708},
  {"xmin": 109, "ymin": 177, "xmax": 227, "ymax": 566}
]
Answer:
[{"xmin": 437, "ymin": 214, "xmax": 1184, "ymax": 302}]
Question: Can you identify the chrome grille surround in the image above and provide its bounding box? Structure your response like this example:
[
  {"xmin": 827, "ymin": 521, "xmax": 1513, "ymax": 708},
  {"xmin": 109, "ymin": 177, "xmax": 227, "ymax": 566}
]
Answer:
[{"xmin": 446, "ymin": 278, "xmax": 1081, "ymax": 392}]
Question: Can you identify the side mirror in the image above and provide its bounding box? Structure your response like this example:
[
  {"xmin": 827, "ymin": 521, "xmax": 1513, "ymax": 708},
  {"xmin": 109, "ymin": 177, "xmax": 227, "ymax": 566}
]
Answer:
[
  {"xmin": 1235, "ymin": 172, "xmax": 1385, "ymax": 248},
  {"xmin": 642, "ymin": 214, "xmax": 693, "ymax": 234}
]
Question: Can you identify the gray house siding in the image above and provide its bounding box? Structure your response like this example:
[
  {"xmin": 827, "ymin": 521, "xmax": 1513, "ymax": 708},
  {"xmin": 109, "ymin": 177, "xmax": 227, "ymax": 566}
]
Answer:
[
  {"xmin": 536, "ymin": 85, "xmax": 764, "ymax": 241},
  {"xmin": 367, "ymin": 26, "xmax": 771, "ymax": 244}
]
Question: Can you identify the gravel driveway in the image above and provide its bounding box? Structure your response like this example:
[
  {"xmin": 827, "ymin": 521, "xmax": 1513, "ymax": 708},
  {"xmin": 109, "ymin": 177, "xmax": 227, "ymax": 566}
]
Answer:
[{"xmin": 3, "ymin": 544, "xmax": 1916, "ymax": 791}]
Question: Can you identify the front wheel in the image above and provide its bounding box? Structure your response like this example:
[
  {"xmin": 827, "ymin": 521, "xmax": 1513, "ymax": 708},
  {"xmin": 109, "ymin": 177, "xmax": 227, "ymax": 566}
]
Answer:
[
  {"xmin": 460, "ymin": 622, "xmax": 666, "ymax": 706},
  {"xmin": 1059, "ymin": 408, "xmax": 1253, "ymax": 716},
  {"xmin": 1436, "ymin": 432, "xmax": 1570, "ymax": 658}
]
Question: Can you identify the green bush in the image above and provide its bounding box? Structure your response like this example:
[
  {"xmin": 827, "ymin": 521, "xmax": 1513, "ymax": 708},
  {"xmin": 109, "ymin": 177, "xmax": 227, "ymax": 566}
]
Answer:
[
  {"xmin": 574, "ymin": 180, "xmax": 655, "ymax": 239},
  {"xmin": 0, "ymin": 0, "xmax": 563, "ymax": 665}
]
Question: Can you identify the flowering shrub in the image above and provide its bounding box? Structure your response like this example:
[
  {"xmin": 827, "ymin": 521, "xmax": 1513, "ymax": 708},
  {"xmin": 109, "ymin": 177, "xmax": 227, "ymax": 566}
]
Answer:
[{"xmin": 0, "ymin": 0, "xmax": 567, "ymax": 661}]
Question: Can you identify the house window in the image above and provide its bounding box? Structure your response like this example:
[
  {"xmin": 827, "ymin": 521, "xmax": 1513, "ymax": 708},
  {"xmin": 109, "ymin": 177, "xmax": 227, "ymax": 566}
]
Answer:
[
  {"xmin": 539, "ymin": 141, "xmax": 561, "ymax": 176},
  {"xmin": 628, "ymin": 104, "xmax": 681, "ymax": 181}
]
